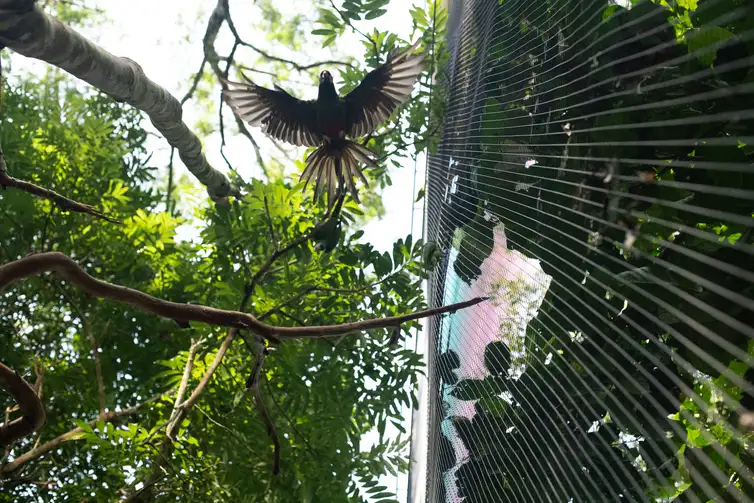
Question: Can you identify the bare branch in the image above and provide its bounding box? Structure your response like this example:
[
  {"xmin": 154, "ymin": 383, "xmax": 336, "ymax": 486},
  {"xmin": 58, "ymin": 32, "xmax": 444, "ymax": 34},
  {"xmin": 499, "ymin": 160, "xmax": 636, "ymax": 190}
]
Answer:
[
  {"xmin": 180, "ymin": 57, "xmax": 208, "ymax": 106},
  {"xmin": 222, "ymin": 0, "xmax": 354, "ymax": 73},
  {"xmin": 0, "ymin": 0, "xmax": 236, "ymax": 200},
  {"xmin": 0, "ymin": 147, "xmax": 120, "ymax": 223},
  {"xmin": 203, "ymin": 0, "xmax": 270, "ymax": 180},
  {"xmin": 180, "ymin": 331, "xmax": 235, "ymax": 411},
  {"xmin": 1, "ymin": 391, "xmax": 168, "ymax": 473},
  {"xmin": 166, "ymin": 339, "xmax": 203, "ymax": 439},
  {"xmin": 0, "ymin": 362, "xmax": 45, "ymax": 447},
  {"xmin": 0, "ymin": 252, "xmax": 487, "ymax": 343},
  {"xmin": 0, "ymin": 252, "xmax": 279, "ymax": 342},
  {"xmin": 125, "ymin": 333, "xmax": 233, "ymax": 500}
]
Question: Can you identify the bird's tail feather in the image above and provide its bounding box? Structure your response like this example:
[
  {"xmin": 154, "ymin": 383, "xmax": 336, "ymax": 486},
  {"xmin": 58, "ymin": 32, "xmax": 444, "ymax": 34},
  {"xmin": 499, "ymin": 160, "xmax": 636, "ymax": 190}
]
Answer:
[{"xmin": 300, "ymin": 140, "xmax": 377, "ymax": 210}]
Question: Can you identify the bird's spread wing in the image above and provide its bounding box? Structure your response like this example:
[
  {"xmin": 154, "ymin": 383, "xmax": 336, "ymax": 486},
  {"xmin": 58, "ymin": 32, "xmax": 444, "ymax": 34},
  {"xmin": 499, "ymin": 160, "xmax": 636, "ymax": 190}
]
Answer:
[
  {"xmin": 343, "ymin": 39, "xmax": 424, "ymax": 138},
  {"xmin": 221, "ymin": 77, "xmax": 320, "ymax": 147}
]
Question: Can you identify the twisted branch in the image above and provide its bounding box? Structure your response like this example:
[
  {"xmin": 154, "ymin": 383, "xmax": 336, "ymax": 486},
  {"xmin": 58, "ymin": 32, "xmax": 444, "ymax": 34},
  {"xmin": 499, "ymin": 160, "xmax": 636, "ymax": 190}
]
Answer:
[
  {"xmin": 0, "ymin": 362, "xmax": 45, "ymax": 447},
  {"xmin": 0, "ymin": 0, "xmax": 235, "ymax": 200},
  {"xmin": 0, "ymin": 252, "xmax": 487, "ymax": 343}
]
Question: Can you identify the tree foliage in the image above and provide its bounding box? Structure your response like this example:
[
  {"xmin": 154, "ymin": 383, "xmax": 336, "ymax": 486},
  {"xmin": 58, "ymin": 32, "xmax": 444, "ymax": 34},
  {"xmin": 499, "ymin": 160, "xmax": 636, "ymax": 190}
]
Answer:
[{"xmin": 0, "ymin": 0, "xmax": 451, "ymax": 501}]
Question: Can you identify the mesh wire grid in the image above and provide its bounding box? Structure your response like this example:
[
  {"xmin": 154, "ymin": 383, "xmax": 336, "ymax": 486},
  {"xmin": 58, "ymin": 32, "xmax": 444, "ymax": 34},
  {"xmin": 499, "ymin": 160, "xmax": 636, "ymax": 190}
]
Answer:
[{"xmin": 422, "ymin": 0, "xmax": 754, "ymax": 502}]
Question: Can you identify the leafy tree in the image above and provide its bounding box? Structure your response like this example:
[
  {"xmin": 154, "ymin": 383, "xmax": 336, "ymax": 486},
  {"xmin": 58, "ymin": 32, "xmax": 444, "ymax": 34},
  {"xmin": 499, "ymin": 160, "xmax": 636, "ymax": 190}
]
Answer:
[{"xmin": 0, "ymin": 0, "xmax": 455, "ymax": 501}]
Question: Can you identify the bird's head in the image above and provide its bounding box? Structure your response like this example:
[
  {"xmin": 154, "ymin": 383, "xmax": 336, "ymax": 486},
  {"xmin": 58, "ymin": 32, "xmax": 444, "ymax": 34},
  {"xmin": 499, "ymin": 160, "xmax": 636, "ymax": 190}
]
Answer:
[{"xmin": 319, "ymin": 70, "xmax": 333, "ymax": 83}]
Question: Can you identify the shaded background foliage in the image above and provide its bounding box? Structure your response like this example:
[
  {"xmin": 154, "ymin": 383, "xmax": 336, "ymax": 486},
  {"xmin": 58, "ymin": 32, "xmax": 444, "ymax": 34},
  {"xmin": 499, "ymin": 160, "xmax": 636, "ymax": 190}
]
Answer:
[{"xmin": 425, "ymin": 0, "xmax": 754, "ymax": 501}]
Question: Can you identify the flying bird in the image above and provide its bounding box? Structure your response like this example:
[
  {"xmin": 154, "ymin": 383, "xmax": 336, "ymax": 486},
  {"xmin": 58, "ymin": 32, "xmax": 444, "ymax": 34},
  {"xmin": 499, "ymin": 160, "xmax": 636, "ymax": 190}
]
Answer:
[{"xmin": 221, "ymin": 39, "xmax": 424, "ymax": 209}]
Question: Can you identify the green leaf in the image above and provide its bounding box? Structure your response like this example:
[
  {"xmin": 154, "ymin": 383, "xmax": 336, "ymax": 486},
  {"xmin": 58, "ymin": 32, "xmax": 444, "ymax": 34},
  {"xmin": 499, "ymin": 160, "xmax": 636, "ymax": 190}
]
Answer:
[
  {"xmin": 365, "ymin": 9, "xmax": 388, "ymax": 20},
  {"xmin": 686, "ymin": 27, "xmax": 733, "ymax": 67},
  {"xmin": 323, "ymin": 34, "xmax": 337, "ymax": 48},
  {"xmin": 602, "ymin": 4, "xmax": 620, "ymax": 20},
  {"xmin": 686, "ymin": 427, "xmax": 712, "ymax": 448}
]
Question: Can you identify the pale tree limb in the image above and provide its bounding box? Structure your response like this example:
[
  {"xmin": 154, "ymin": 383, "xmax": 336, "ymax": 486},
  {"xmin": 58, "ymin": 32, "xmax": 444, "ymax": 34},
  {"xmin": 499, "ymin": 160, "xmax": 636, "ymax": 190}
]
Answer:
[
  {"xmin": 28, "ymin": 360, "xmax": 45, "ymax": 452},
  {"xmin": 0, "ymin": 147, "xmax": 120, "ymax": 223},
  {"xmin": 0, "ymin": 362, "xmax": 45, "ymax": 448},
  {"xmin": 31, "ymin": 359, "xmax": 44, "ymax": 400},
  {"xmin": 124, "ymin": 331, "xmax": 235, "ymax": 501},
  {"xmin": 0, "ymin": 0, "xmax": 236, "ymax": 201},
  {"xmin": 166, "ymin": 339, "xmax": 203, "ymax": 440},
  {"xmin": 0, "ymin": 252, "xmax": 487, "ymax": 342},
  {"xmin": 124, "ymin": 339, "xmax": 202, "ymax": 502},
  {"xmin": 180, "ymin": 331, "xmax": 235, "ymax": 412},
  {"xmin": 0, "ymin": 391, "xmax": 170, "ymax": 474}
]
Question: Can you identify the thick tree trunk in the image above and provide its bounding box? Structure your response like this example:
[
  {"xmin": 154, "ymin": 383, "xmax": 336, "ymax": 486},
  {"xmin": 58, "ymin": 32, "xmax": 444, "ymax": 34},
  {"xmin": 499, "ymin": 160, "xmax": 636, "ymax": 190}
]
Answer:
[{"xmin": 0, "ymin": 0, "xmax": 237, "ymax": 200}]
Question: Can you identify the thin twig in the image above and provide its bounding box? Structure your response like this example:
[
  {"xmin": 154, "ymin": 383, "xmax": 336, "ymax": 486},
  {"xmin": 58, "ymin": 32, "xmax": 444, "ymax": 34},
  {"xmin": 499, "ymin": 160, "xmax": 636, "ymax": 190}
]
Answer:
[
  {"xmin": 1, "ymin": 391, "xmax": 169, "ymax": 473},
  {"xmin": 125, "ymin": 339, "xmax": 203, "ymax": 502},
  {"xmin": 222, "ymin": 0, "xmax": 354, "ymax": 72},
  {"xmin": 180, "ymin": 331, "xmax": 236, "ymax": 411},
  {"xmin": 180, "ymin": 56, "xmax": 208, "ymax": 105},
  {"xmin": 166, "ymin": 147, "xmax": 175, "ymax": 214},
  {"xmin": 262, "ymin": 195, "xmax": 277, "ymax": 246},
  {"xmin": 246, "ymin": 196, "xmax": 346, "ymax": 297},
  {"xmin": 265, "ymin": 378, "xmax": 323, "ymax": 464},
  {"xmin": 257, "ymin": 287, "xmax": 317, "ymax": 322},
  {"xmin": 203, "ymin": 0, "xmax": 269, "ymax": 179},
  {"xmin": 0, "ymin": 148, "xmax": 120, "ymax": 224},
  {"xmin": 328, "ymin": 0, "xmax": 379, "ymax": 59}
]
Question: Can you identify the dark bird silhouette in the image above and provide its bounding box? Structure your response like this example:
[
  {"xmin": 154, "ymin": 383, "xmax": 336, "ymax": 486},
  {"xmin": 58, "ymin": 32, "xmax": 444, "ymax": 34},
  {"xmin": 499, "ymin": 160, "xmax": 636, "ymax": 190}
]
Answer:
[{"xmin": 222, "ymin": 39, "xmax": 424, "ymax": 209}]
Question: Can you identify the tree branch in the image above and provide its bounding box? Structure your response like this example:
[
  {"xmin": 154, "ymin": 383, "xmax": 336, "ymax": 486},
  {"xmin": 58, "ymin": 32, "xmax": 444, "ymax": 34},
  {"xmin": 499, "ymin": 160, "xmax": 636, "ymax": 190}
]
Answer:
[
  {"xmin": 124, "ymin": 332, "xmax": 234, "ymax": 500},
  {"xmin": 245, "ymin": 196, "xmax": 346, "ymax": 297},
  {"xmin": 180, "ymin": 331, "xmax": 235, "ymax": 411},
  {"xmin": 204, "ymin": 0, "xmax": 270, "ymax": 179},
  {"xmin": 0, "ymin": 362, "xmax": 45, "ymax": 447},
  {"xmin": 180, "ymin": 56, "xmax": 208, "ymax": 106},
  {"xmin": 166, "ymin": 339, "xmax": 203, "ymax": 439},
  {"xmin": 0, "ymin": 0, "xmax": 236, "ymax": 200},
  {"xmin": 124, "ymin": 339, "xmax": 202, "ymax": 501},
  {"xmin": 0, "ymin": 252, "xmax": 487, "ymax": 343},
  {"xmin": 222, "ymin": 0, "xmax": 354, "ymax": 72},
  {"xmin": 1, "ymin": 391, "xmax": 168, "ymax": 473},
  {"xmin": 0, "ymin": 147, "xmax": 120, "ymax": 223}
]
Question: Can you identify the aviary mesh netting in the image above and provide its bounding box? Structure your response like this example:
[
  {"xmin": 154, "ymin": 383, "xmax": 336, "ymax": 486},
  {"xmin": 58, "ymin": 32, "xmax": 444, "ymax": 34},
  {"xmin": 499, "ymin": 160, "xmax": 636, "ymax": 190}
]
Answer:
[{"xmin": 422, "ymin": 0, "xmax": 754, "ymax": 501}]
